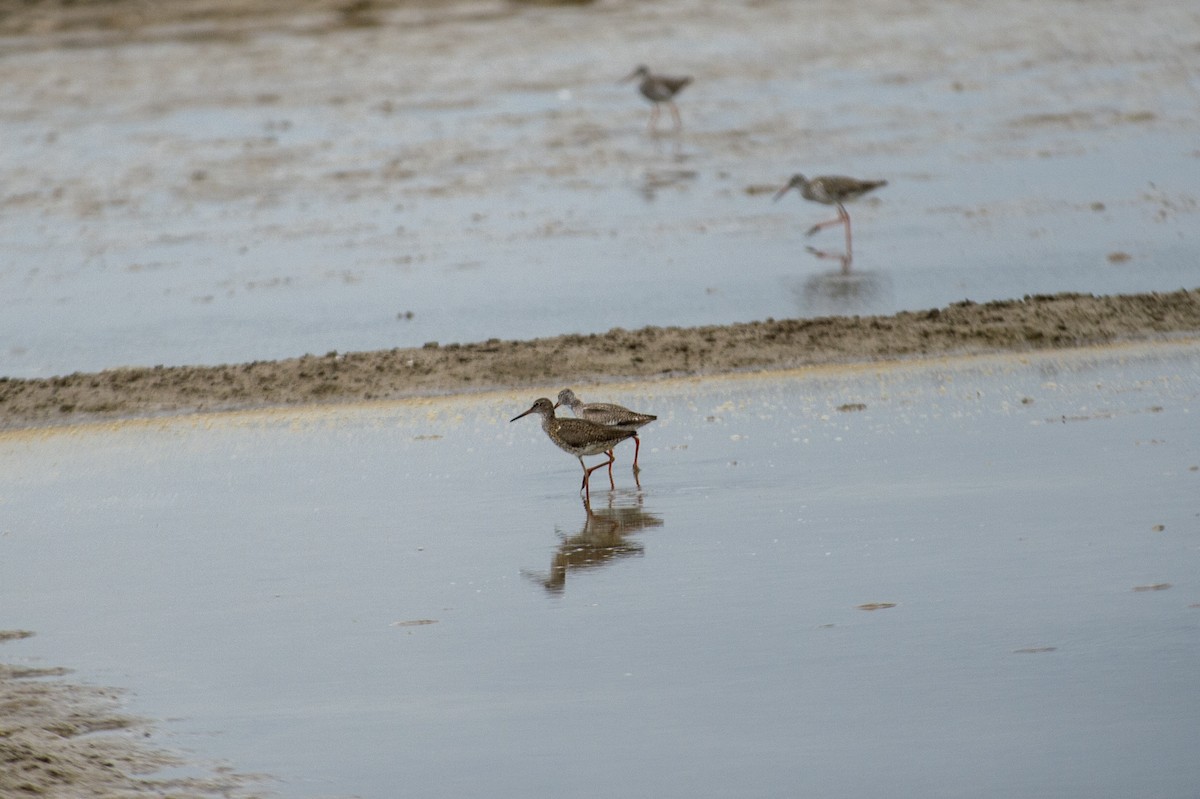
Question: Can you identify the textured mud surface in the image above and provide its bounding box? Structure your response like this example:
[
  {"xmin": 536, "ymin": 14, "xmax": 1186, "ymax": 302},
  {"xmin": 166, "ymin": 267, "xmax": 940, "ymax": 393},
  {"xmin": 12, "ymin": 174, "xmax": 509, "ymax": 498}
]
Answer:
[
  {"xmin": 3, "ymin": 0, "xmax": 1198, "ymax": 379},
  {"xmin": 0, "ymin": 632, "xmax": 262, "ymax": 799},
  {"xmin": 3, "ymin": 289, "xmax": 1199, "ymax": 430}
]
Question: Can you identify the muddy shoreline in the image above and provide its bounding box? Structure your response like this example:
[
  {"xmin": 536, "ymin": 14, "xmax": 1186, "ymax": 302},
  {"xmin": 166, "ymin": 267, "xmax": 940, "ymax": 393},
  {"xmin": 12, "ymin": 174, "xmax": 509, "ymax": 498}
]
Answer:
[
  {"xmin": 0, "ymin": 632, "xmax": 261, "ymax": 799},
  {"xmin": 3, "ymin": 289, "xmax": 1199, "ymax": 431}
]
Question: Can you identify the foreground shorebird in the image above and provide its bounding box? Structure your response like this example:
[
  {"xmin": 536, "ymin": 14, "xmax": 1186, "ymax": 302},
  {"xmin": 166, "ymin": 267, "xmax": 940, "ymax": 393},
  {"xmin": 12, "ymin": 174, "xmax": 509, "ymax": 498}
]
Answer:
[
  {"xmin": 774, "ymin": 173, "xmax": 887, "ymax": 262},
  {"xmin": 555, "ymin": 389, "xmax": 656, "ymax": 473},
  {"xmin": 511, "ymin": 398, "xmax": 638, "ymax": 500},
  {"xmin": 623, "ymin": 65, "xmax": 692, "ymax": 134}
]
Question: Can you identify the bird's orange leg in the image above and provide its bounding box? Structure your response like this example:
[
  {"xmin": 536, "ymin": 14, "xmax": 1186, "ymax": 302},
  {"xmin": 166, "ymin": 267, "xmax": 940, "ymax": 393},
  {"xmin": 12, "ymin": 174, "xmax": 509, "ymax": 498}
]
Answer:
[{"xmin": 582, "ymin": 453, "xmax": 616, "ymax": 499}]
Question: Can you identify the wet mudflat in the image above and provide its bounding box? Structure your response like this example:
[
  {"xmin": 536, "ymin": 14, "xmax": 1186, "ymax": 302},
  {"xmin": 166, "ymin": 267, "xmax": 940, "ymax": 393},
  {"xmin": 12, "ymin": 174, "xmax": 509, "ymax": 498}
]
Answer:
[
  {"xmin": 3, "ymin": 341, "xmax": 1198, "ymax": 798},
  {"xmin": 2, "ymin": 2, "xmax": 1200, "ymax": 794},
  {"xmin": 2, "ymin": 0, "xmax": 1199, "ymax": 377}
]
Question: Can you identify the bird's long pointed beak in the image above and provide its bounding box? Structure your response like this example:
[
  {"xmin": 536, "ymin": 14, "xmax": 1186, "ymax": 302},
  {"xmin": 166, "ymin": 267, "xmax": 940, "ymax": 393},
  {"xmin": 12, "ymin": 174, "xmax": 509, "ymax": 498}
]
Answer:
[
  {"xmin": 772, "ymin": 184, "xmax": 793, "ymax": 202},
  {"xmin": 510, "ymin": 406, "xmax": 536, "ymax": 422},
  {"xmin": 620, "ymin": 69, "xmax": 639, "ymax": 83}
]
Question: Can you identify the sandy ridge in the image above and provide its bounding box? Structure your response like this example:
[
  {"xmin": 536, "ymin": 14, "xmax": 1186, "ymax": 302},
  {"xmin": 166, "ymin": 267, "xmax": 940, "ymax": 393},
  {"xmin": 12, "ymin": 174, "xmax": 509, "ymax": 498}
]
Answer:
[{"xmin": 3, "ymin": 289, "xmax": 1199, "ymax": 430}]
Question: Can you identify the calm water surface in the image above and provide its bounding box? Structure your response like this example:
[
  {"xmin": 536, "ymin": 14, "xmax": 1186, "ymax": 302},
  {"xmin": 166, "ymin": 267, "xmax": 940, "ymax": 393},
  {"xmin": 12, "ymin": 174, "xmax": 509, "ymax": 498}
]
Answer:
[{"xmin": 2, "ymin": 342, "xmax": 1198, "ymax": 798}]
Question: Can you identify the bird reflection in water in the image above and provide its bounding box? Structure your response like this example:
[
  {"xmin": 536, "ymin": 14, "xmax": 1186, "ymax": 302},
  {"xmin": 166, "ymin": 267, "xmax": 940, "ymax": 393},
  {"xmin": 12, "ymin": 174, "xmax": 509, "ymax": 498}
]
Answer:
[
  {"xmin": 639, "ymin": 164, "xmax": 695, "ymax": 201},
  {"xmin": 795, "ymin": 257, "xmax": 894, "ymax": 318},
  {"xmin": 523, "ymin": 491, "xmax": 664, "ymax": 595}
]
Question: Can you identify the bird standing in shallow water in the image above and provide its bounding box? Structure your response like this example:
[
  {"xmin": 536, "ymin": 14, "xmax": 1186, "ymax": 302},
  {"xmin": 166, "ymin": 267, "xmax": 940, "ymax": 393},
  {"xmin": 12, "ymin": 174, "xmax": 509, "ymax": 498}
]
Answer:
[
  {"xmin": 774, "ymin": 173, "xmax": 887, "ymax": 263},
  {"xmin": 511, "ymin": 398, "xmax": 638, "ymax": 501},
  {"xmin": 555, "ymin": 388, "xmax": 656, "ymax": 474},
  {"xmin": 623, "ymin": 65, "xmax": 692, "ymax": 134}
]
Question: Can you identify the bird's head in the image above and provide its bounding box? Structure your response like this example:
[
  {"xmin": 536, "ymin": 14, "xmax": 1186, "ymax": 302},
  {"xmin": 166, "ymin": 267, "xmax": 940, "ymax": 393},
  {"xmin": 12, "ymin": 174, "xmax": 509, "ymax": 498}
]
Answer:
[
  {"xmin": 511, "ymin": 398, "xmax": 555, "ymax": 422},
  {"xmin": 554, "ymin": 389, "xmax": 578, "ymax": 410},
  {"xmin": 772, "ymin": 173, "xmax": 807, "ymax": 202},
  {"xmin": 621, "ymin": 65, "xmax": 650, "ymax": 83}
]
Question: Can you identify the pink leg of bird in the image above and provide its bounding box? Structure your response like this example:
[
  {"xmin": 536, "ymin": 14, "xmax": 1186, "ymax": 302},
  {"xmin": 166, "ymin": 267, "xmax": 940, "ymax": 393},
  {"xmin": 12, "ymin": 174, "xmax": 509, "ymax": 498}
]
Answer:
[
  {"xmin": 603, "ymin": 450, "xmax": 617, "ymax": 489},
  {"xmin": 668, "ymin": 102, "xmax": 682, "ymax": 132},
  {"xmin": 805, "ymin": 216, "xmax": 846, "ymax": 237},
  {"xmin": 839, "ymin": 204, "xmax": 853, "ymax": 261},
  {"xmin": 805, "ymin": 204, "xmax": 854, "ymax": 264}
]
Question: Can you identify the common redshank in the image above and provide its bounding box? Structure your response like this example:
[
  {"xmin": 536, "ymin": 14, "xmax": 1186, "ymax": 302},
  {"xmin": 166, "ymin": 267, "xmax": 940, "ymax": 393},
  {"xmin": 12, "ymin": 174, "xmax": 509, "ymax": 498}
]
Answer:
[
  {"xmin": 555, "ymin": 388, "xmax": 656, "ymax": 473},
  {"xmin": 623, "ymin": 65, "xmax": 692, "ymax": 134},
  {"xmin": 511, "ymin": 398, "xmax": 638, "ymax": 500},
  {"xmin": 773, "ymin": 173, "xmax": 887, "ymax": 262}
]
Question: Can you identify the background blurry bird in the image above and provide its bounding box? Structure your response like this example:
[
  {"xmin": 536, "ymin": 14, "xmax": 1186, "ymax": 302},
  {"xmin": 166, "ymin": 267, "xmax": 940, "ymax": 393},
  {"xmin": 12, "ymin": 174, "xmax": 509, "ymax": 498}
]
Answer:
[
  {"xmin": 774, "ymin": 173, "xmax": 887, "ymax": 262},
  {"xmin": 623, "ymin": 65, "xmax": 692, "ymax": 133}
]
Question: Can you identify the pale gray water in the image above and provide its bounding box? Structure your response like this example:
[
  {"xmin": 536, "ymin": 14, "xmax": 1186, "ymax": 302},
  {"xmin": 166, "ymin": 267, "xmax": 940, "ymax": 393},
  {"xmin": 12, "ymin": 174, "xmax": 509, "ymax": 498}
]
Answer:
[{"xmin": 2, "ymin": 342, "xmax": 1198, "ymax": 798}]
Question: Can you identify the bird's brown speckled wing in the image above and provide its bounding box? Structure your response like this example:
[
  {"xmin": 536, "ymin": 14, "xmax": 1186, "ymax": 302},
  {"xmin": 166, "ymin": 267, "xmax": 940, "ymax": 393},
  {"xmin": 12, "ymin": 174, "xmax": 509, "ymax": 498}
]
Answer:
[
  {"xmin": 552, "ymin": 418, "xmax": 637, "ymax": 455},
  {"xmin": 580, "ymin": 402, "xmax": 657, "ymax": 428},
  {"xmin": 818, "ymin": 176, "xmax": 887, "ymax": 201},
  {"xmin": 661, "ymin": 76, "xmax": 692, "ymax": 94}
]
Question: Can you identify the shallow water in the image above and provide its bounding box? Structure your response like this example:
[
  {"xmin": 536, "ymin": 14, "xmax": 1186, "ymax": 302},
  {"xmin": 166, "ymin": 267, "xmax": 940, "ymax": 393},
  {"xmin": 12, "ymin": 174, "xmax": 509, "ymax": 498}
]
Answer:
[
  {"xmin": 1, "ymin": 1, "xmax": 1198, "ymax": 377},
  {"xmin": 3, "ymin": 341, "xmax": 1198, "ymax": 798}
]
